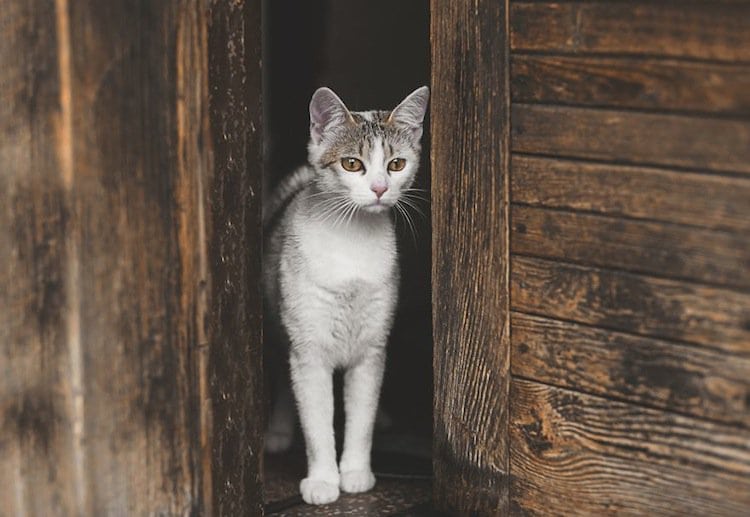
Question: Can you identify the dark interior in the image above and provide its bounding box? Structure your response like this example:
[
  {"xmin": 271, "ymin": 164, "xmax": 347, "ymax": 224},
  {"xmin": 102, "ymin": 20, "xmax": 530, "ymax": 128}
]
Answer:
[{"xmin": 263, "ymin": 0, "xmax": 432, "ymax": 509}]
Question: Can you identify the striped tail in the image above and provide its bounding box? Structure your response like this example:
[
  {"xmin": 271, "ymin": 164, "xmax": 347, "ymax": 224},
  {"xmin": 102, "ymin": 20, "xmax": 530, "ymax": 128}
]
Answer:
[{"xmin": 263, "ymin": 165, "xmax": 316, "ymax": 229}]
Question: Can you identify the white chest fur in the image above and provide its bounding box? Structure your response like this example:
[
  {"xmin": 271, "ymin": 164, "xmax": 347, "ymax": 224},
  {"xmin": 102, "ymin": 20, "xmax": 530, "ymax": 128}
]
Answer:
[
  {"xmin": 294, "ymin": 212, "xmax": 397, "ymax": 288},
  {"xmin": 277, "ymin": 209, "xmax": 398, "ymax": 367}
]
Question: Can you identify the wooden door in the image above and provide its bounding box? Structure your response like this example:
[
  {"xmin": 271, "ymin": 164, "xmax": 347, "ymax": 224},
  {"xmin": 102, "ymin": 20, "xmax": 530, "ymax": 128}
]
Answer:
[
  {"xmin": 1, "ymin": 1, "xmax": 264, "ymax": 514},
  {"xmin": 432, "ymin": 1, "xmax": 750, "ymax": 515}
]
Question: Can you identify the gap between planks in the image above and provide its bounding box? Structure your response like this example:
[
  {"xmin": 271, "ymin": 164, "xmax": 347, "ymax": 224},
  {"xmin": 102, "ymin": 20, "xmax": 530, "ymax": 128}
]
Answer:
[
  {"xmin": 511, "ymin": 151, "xmax": 750, "ymax": 181},
  {"xmin": 511, "ymin": 250, "xmax": 750, "ymax": 295}
]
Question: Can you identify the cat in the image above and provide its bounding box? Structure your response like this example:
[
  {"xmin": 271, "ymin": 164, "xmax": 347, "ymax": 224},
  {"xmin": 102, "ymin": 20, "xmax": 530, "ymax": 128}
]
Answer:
[{"xmin": 263, "ymin": 86, "xmax": 429, "ymax": 505}]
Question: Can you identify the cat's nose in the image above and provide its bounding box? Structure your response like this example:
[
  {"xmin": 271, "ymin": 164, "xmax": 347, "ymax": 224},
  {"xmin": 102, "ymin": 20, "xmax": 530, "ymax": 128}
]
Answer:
[{"xmin": 371, "ymin": 184, "xmax": 388, "ymax": 199}]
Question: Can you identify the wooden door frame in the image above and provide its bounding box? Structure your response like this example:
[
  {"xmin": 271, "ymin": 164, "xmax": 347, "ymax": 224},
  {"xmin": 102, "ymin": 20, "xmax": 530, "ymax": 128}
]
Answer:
[
  {"xmin": 431, "ymin": 0, "xmax": 512, "ymax": 514},
  {"xmin": 207, "ymin": 1, "xmax": 264, "ymax": 514}
]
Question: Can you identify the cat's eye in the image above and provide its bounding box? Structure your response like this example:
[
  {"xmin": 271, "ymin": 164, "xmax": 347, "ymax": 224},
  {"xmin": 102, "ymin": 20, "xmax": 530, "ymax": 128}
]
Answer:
[
  {"xmin": 388, "ymin": 158, "xmax": 406, "ymax": 172},
  {"xmin": 341, "ymin": 157, "xmax": 364, "ymax": 172}
]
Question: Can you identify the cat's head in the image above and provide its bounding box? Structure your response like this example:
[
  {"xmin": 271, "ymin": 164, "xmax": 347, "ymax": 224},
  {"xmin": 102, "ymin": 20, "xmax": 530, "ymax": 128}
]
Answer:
[{"xmin": 307, "ymin": 86, "xmax": 429, "ymax": 214}]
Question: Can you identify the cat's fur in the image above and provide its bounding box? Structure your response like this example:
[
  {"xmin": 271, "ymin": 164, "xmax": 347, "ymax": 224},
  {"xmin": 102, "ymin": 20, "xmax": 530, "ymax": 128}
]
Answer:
[{"xmin": 263, "ymin": 86, "xmax": 429, "ymax": 505}]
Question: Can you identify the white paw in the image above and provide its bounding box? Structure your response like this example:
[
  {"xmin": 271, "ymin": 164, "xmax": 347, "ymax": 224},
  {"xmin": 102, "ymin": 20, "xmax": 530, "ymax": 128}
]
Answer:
[
  {"xmin": 340, "ymin": 469, "xmax": 376, "ymax": 493},
  {"xmin": 300, "ymin": 477, "xmax": 340, "ymax": 505},
  {"xmin": 265, "ymin": 429, "xmax": 293, "ymax": 453}
]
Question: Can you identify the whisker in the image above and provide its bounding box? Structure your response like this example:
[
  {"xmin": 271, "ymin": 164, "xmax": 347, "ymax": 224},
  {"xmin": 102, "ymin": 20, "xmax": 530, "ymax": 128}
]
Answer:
[
  {"xmin": 397, "ymin": 196, "xmax": 427, "ymax": 220},
  {"xmin": 331, "ymin": 200, "xmax": 354, "ymax": 228},
  {"xmin": 345, "ymin": 202, "xmax": 360, "ymax": 226},
  {"xmin": 400, "ymin": 192, "xmax": 430, "ymax": 203},
  {"xmin": 316, "ymin": 197, "xmax": 350, "ymax": 225},
  {"xmin": 395, "ymin": 201, "xmax": 418, "ymax": 247}
]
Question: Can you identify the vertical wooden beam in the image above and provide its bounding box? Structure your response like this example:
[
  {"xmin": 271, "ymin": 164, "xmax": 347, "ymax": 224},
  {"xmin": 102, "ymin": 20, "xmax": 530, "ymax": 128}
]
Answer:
[
  {"xmin": 61, "ymin": 1, "xmax": 205, "ymax": 513},
  {"xmin": 431, "ymin": 0, "xmax": 511, "ymax": 515},
  {"xmin": 1, "ymin": 0, "xmax": 264, "ymax": 514},
  {"xmin": 206, "ymin": 0, "xmax": 264, "ymax": 515}
]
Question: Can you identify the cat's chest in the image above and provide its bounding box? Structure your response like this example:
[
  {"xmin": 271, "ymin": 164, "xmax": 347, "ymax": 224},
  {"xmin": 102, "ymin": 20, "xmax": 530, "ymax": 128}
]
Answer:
[{"xmin": 296, "ymin": 219, "xmax": 396, "ymax": 286}]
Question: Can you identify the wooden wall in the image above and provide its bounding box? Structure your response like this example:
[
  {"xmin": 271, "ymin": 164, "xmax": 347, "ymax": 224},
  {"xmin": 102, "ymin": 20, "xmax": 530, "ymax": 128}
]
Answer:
[
  {"xmin": 509, "ymin": 1, "xmax": 750, "ymax": 515},
  {"xmin": 431, "ymin": 0, "xmax": 511, "ymax": 514},
  {"xmin": 0, "ymin": 1, "xmax": 263, "ymax": 514},
  {"xmin": 433, "ymin": 1, "xmax": 750, "ymax": 515}
]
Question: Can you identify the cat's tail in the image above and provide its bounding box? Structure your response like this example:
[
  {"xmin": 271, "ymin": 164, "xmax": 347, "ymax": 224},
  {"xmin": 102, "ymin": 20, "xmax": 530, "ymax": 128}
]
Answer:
[{"xmin": 263, "ymin": 164, "xmax": 316, "ymax": 229}]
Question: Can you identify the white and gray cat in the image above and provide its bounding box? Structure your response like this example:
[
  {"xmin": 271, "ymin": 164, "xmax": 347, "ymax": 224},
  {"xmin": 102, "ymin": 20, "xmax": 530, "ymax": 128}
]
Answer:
[{"xmin": 263, "ymin": 86, "xmax": 429, "ymax": 505}]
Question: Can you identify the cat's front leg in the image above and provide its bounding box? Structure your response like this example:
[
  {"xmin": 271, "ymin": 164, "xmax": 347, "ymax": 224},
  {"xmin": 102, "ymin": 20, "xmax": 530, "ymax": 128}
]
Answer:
[
  {"xmin": 339, "ymin": 349, "xmax": 386, "ymax": 494},
  {"xmin": 289, "ymin": 352, "xmax": 340, "ymax": 505}
]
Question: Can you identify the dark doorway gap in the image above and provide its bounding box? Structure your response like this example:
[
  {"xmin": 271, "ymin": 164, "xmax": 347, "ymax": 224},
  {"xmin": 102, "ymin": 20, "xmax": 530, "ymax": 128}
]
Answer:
[{"xmin": 262, "ymin": 0, "xmax": 433, "ymax": 511}]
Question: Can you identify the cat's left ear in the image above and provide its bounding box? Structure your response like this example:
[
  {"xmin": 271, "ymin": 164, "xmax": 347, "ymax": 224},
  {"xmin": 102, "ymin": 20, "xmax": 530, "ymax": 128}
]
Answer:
[{"xmin": 388, "ymin": 86, "xmax": 430, "ymax": 140}]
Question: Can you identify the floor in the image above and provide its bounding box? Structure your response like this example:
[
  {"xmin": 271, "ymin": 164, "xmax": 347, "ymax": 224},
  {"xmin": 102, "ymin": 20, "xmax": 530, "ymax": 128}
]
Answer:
[{"xmin": 264, "ymin": 450, "xmax": 440, "ymax": 516}]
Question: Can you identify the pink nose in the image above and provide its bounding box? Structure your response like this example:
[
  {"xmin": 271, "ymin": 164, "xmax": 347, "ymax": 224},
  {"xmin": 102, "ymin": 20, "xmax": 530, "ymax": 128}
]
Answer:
[{"xmin": 371, "ymin": 184, "xmax": 388, "ymax": 199}]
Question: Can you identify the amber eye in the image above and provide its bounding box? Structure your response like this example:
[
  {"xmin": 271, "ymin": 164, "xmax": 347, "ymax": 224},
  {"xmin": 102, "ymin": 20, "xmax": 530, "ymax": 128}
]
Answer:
[
  {"xmin": 340, "ymin": 157, "xmax": 364, "ymax": 172},
  {"xmin": 388, "ymin": 158, "xmax": 406, "ymax": 172}
]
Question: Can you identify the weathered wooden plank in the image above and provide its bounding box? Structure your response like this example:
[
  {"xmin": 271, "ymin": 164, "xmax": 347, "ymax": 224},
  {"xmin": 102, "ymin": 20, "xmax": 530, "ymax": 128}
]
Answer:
[
  {"xmin": 65, "ymin": 1, "xmax": 203, "ymax": 513},
  {"xmin": 511, "ymin": 205, "xmax": 750, "ymax": 289},
  {"xmin": 510, "ymin": 379, "xmax": 750, "ymax": 516},
  {"xmin": 176, "ymin": 2, "xmax": 212, "ymax": 513},
  {"xmin": 0, "ymin": 2, "xmax": 80, "ymax": 515},
  {"xmin": 511, "ymin": 313, "xmax": 750, "ymax": 427},
  {"xmin": 511, "ymin": 55, "xmax": 750, "ymax": 115},
  {"xmin": 431, "ymin": 0, "xmax": 510, "ymax": 514},
  {"xmin": 206, "ymin": 0, "xmax": 264, "ymax": 515},
  {"xmin": 510, "ymin": 2, "xmax": 750, "ymax": 62},
  {"xmin": 512, "ymin": 104, "xmax": 750, "ymax": 174},
  {"xmin": 511, "ymin": 256, "xmax": 750, "ymax": 355},
  {"xmin": 3, "ymin": 1, "xmax": 264, "ymax": 514},
  {"xmin": 511, "ymin": 155, "xmax": 750, "ymax": 233}
]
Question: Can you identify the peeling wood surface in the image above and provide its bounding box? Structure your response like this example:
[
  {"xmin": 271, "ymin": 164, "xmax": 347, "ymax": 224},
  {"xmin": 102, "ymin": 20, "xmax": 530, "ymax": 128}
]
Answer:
[
  {"xmin": 431, "ymin": 0, "xmax": 510, "ymax": 514},
  {"xmin": 0, "ymin": 0, "xmax": 263, "ymax": 514}
]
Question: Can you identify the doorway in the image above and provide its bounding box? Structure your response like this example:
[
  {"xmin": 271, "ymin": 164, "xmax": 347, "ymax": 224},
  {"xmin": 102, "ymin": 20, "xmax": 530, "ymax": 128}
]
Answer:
[{"xmin": 262, "ymin": 1, "xmax": 433, "ymax": 513}]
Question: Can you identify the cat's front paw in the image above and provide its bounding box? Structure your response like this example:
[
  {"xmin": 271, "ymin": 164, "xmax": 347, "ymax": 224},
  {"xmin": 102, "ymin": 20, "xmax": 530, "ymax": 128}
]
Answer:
[
  {"xmin": 340, "ymin": 469, "xmax": 376, "ymax": 493},
  {"xmin": 300, "ymin": 477, "xmax": 340, "ymax": 505}
]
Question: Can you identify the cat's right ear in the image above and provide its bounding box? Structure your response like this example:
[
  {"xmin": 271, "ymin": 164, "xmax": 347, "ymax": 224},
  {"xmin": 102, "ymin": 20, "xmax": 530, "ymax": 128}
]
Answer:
[{"xmin": 309, "ymin": 87, "xmax": 351, "ymax": 145}]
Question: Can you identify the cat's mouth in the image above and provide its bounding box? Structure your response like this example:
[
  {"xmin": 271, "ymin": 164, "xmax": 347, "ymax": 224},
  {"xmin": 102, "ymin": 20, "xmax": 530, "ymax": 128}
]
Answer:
[{"xmin": 362, "ymin": 201, "xmax": 391, "ymax": 213}]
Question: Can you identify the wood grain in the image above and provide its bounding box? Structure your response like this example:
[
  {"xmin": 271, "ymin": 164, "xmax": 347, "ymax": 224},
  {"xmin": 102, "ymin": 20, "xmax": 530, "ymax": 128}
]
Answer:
[
  {"xmin": 431, "ymin": 0, "xmax": 510, "ymax": 514},
  {"xmin": 510, "ymin": 2, "xmax": 750, "ymax": 62},
  {"xmin": 512, "ymin": 104, "xmax": 750, "ymax": 174},
  {"xmin": 511, "ymin": 205, "xmax": 750, "ymax": 289},
  {"xmin": 0, "ymin": 1, "xmax": 263, "ymax": 514},
  {"xmin": 508, "ymin": 3, "xmax": 750, "ymax": 515},
  {"xmin": 511, "ymin": 55, "xmax": 750, "ymax": 115},
  {"xmin": 510, "ymin": 379, "xmax": 750, "ymax": 516},
  {"xmin": 206, "ymin": 0, "xmax": 264, "ymax": 515},
  {"xmin": 0, "ymin": 1, "xmax": 79, "ymax": 514},
  {"xmin": 63, "ymin": 1, "xmax": 202, "ymax": 513},
  {"xmin": 511, "ymin": 313, "xmax": 750, "ymax": 427},
  {"xmin": 511, "ymin": 155, "xmax": 750, "ymax": 233},
  {"xmin": 511, "ymin": 256, "xmax": 750, "ymax": 355}
]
